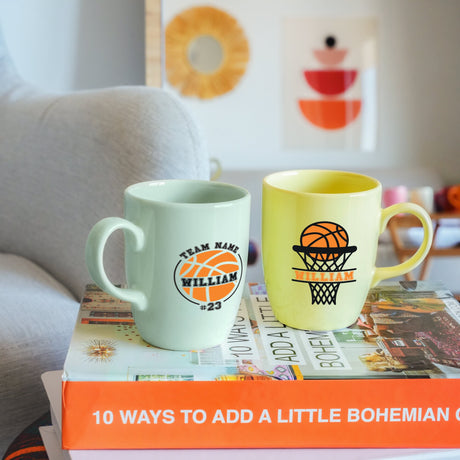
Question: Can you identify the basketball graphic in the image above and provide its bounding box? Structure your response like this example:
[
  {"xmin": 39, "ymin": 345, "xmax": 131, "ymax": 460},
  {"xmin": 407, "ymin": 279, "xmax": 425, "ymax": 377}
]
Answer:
[
  {"xmin": 175, "ymin": 248, "xmax": 242, "ymax": 304},
  {"xmin": 300, "ymin": 221, "xmax": 349, "ymax": 261},
  {"xmin": 292, "ymin": 221, "xmax": 357, "ymax": 305}
]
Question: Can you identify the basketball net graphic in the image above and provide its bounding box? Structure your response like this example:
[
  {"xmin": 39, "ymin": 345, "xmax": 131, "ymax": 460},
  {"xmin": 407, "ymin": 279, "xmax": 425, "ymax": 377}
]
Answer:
[{"xmin": 292, "ymin": 221, "xmax": 357, "ymax": 305}]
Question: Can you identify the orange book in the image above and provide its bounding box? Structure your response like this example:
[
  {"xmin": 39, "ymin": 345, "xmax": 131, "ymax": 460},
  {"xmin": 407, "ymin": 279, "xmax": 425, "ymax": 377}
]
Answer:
[{"xmin": 62, "ymin": 282, "xmax": 460, "ymax": 449}]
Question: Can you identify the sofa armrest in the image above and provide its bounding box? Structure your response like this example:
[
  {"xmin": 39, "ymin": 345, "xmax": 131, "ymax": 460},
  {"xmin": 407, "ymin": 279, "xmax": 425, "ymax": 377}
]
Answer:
[{"xmin": 0, "ymin": 85, "xmax": 209, "ymax": 297}]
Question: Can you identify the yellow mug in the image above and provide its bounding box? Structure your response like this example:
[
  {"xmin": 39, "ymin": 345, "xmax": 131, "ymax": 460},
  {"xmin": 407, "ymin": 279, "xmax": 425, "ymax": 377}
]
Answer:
[{"xmin": 262, "ymin": 170, "xmax": 433, "ymax": 331}]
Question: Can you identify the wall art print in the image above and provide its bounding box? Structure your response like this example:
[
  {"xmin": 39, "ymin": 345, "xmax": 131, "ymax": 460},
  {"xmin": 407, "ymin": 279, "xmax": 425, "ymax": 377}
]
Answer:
[
  {"xmin": 283, "ymin": 17, "xmax": 378, "ymax": 152},
  {"xmin": 165, "ymin": 5, "xmax": 250, "ymax": 100}
]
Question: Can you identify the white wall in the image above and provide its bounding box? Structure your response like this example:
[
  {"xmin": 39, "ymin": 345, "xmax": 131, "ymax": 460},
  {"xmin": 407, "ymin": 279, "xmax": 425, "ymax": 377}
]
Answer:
[
  {"xmin": 163, "ymin": 0, "xmax": 460, "ymax": 182},
  {"xmin": 1, "ymin": 0, "xmax": 459, "ymax": 183},
  {"xmin": 0, "ymin": 0, "xmax": 145, "ymax": 91}
]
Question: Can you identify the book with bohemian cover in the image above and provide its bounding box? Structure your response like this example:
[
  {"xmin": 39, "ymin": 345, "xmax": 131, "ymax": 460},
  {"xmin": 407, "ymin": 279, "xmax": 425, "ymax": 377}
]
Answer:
[
  {"xmin": 40, "ymin": 372, "xmax": 458, "ymax": 460},
  {"xmin": 61, "ymin": 281, "xmax": 460, "ymax": 450}
]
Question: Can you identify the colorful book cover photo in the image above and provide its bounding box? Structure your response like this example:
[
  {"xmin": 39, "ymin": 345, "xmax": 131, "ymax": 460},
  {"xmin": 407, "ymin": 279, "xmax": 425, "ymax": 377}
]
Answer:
[{"xmin": 63, "ymin": 281, "xmax": 460, "ymax": 383}]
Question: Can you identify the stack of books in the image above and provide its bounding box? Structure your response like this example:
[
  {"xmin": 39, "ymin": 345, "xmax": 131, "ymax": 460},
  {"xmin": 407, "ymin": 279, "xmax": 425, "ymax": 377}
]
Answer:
[{"xmin": 39, "ymin": 281, "xmax": 460, "ymax": 458}]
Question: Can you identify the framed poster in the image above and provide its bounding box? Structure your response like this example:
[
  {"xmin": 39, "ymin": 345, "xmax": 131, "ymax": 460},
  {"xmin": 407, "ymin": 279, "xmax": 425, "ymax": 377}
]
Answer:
[
  {"xmin": 146, "ymin": 1, "xmax": 379, "ymax": 169},
  {"xmin": 283, "ymin": 17, "xmax": 377, "ymax": 152},
  {"xmin": 145, "ymin": 0, "xmax": 162, "ymax": 87}
]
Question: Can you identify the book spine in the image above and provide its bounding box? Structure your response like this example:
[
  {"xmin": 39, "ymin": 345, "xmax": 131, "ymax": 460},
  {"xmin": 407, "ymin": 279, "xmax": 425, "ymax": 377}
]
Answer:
[{"xmin": 62, "ymin": 379, "xmax": 460, "ymax": 449}]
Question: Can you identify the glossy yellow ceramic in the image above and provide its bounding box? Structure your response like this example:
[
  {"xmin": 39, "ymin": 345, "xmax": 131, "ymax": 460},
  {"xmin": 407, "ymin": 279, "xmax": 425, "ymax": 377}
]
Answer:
[{"xmin": 262, "ymin": 170, "xmax": 433, "ymax": 331}]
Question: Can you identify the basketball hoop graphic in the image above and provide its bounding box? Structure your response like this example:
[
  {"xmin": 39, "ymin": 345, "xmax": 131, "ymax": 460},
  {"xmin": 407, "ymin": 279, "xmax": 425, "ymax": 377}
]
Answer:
[{"xmin": 292, "ymin": 221, "xmax": 357, "ymax": 305}]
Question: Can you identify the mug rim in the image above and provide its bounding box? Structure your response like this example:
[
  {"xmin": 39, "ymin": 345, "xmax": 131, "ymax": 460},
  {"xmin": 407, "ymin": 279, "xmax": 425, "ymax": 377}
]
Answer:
[
  {"xmin": 125, "ymin": 179, "xmax": 250, "ymax": 206},
  {"xmin": 263, "ymin": 169, "xmax": 381, "ymax": 196}
]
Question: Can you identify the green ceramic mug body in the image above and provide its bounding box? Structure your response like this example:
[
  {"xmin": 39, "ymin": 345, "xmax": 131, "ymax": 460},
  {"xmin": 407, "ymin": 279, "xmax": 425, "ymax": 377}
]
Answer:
[
  {"xmin": 262, "ymin": 170, "xmax": 433, "ymax": 331},
  {"xmin": 86, "ymin": 180, "xmax": 250, "ymax": 350}
]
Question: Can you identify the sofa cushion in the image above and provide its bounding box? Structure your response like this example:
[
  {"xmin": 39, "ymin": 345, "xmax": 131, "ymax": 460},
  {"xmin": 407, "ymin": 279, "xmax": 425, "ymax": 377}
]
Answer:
[
  {"xmin": 1, "ymin": 24, "xmax": 210, "ymax": 299},
  {"xmin": 0, "ymin": 254, "xmax": 78, "ymax": 456},
  {"xmin": 0, "ymin": 84, "xmax": 210, "ymax": 299}
]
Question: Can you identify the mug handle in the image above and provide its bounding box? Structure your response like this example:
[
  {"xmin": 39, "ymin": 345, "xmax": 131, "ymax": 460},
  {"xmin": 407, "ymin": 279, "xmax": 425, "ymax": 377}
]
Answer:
[
  {"xmin": 85, "ymin": 217, "xmax": 147, "ymax": 311},
  {"xmin": 371, "ymin": 202, "xmax": 433, "ymax": 287},
  {"xmin": 210, "ymin": 157, "xmax": 222, "ymax": 181}
]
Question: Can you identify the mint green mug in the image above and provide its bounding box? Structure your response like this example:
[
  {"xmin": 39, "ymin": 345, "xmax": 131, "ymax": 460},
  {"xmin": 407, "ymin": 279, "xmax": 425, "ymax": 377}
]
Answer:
[{"xmin": 85, "ymin": 180, "xmax": 250, "ymax": 350}]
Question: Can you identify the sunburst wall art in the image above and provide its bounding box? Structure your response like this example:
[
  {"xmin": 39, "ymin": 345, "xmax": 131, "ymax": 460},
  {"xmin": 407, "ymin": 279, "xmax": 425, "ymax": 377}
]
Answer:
[
  {"xmin": 283, "ymin": 17, "xmax": 378, "ymax": 152},
  {"xmin": 165, "ymin": 6, "xmax": 250, "ymax": 100}
]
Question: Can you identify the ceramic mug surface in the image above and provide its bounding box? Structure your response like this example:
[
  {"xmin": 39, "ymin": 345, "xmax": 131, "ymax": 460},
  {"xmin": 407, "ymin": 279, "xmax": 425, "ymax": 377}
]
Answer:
[
  {"xmin": 86, "ymin": 180, "xmax": 250, "ymax": 350},
  {"xmin": 383, "ymin": 185, "xmax": 408, "ymax": 207},
  {"xmin": 262, "ymin": 170, "xmax": 433, "ymax": 331},
  {"xmin": 410, "ymin": 186, "xmax": 434, "ymax": 214}
]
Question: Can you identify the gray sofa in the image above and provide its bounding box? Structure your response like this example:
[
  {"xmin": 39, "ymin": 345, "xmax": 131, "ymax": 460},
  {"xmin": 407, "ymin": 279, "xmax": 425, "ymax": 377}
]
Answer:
[{"xmin": 0, "ymin": 26, "xmax": 209, "ymax": 454}]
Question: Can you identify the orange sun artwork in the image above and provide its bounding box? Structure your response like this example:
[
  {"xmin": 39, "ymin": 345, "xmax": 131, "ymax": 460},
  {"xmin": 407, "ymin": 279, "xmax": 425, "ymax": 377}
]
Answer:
[{"xmin": 165, "ymin": 6, "xmax": 250, "ymax": 99}]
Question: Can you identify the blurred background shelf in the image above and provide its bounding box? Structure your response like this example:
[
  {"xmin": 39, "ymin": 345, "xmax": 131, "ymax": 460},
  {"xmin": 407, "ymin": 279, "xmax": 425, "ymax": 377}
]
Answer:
[{"xmin": 388, "ymin": 211, "xmax": 460, "ymax": 281}]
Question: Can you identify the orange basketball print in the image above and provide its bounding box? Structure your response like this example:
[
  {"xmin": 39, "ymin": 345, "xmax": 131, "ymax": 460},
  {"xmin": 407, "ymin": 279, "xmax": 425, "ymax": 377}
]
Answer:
[
  {"xmin": 300, "ymin": 221, "xmax": 349, "ymax": 261},
  {"xmin": 176, "ymin": 249, "xmax": 241, "ymax": 303}
]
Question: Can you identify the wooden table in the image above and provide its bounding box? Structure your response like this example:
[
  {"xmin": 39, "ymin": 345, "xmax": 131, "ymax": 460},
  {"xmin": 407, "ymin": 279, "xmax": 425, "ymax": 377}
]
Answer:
[{"xmin": 387, "ymin": 211, "xmax": 460, "ymax": 281}]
